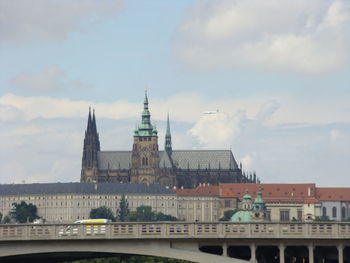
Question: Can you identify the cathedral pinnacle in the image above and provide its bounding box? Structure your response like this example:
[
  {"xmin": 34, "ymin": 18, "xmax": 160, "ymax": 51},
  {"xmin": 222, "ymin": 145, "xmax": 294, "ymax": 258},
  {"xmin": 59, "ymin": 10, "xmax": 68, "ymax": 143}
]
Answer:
[
  {"xmin": 165, "ymin": 113, "xmax": 172, "ymax": 155},
  {"xmin": 134, "ymin": 91, "xmax": 157, "ymax": 137}
]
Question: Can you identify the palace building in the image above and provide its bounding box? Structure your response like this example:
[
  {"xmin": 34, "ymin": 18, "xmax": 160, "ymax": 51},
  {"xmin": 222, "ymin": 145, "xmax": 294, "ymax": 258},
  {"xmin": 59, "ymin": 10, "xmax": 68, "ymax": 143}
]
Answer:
[{"xmin": 80, "ymin": 92, "xmax": 256, "ymax": 188}]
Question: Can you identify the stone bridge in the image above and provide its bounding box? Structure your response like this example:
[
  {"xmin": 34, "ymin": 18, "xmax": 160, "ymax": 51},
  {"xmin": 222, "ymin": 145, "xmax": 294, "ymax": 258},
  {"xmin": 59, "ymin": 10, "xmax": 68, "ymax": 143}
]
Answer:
[{"xmin": 0, "ymin": 222, "xmax": 350, "ymax": 263}]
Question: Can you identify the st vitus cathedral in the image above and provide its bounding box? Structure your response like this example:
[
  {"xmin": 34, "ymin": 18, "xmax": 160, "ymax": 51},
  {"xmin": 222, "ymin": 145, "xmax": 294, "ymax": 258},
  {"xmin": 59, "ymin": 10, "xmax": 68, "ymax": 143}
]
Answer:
[{"xmin": 80, "ymin": 92, "xmax": 257, "ymax": 188}]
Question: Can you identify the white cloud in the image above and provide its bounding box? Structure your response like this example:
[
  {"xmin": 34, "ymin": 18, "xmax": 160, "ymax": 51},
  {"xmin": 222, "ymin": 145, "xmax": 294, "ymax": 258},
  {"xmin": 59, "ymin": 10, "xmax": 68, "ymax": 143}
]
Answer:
[
  {"xmin": 1, "ymin": 93, "xmax": 350, "ymax": 126},
  {"xmin": 0, "ymin": 0, "xmax": 125, "ymax": 44},
  {"xmin": 10, "ymin": 66, "xmax": 92, "ymax": 92},
  {"xmin": 11, "ymin": 66, "xmax": 65, "ymax": 91},
  {"xmin": 1, "ymin": 93, "xmax": 350, "ymax": 186},
  {"xmin": 189, "ymin": 110, "xmax": 247, "ymax": 148},
  {"xmin": 174, "ymin": 0, "xmax": 350, "ymax": 73}
]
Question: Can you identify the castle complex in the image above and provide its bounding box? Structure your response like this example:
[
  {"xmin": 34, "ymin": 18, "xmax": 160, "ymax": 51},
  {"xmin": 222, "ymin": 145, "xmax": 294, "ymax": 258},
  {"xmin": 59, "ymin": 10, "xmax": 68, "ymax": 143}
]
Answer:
[{"xmin": 80, "ymin": 92, "xmax": 256, "ymax": 188}]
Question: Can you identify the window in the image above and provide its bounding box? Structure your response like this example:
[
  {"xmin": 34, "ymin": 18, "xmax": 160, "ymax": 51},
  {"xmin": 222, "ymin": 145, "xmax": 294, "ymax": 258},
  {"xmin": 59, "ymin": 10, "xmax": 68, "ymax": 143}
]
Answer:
[
  {"xmin": 224, "ymin": 200, "xmax": 231, "ymax": 208},
  {"xmin": 297, "ymin": 210, "xmax": 302, "ymax": 220},
  {"xmin": 332, "ymin": 207, "xmax": 337, "ymax": 218},
  {"xmin": 322, "ymin": 207, "xmax": 327, "ymax": 217},
  {"xmin": 280, "ymin": 210, "xmax": 290, "ymax": 222},
  {"xmin": 142, "ymin": 157, "xmax": 149, "ymax": 166},
  {"xmin": 266, "ymin": 210, "xmax": 271, "ymax": 220},
  {"xmin": 341, "ymin": 207, "xmax": 346, "ymax": 219}
]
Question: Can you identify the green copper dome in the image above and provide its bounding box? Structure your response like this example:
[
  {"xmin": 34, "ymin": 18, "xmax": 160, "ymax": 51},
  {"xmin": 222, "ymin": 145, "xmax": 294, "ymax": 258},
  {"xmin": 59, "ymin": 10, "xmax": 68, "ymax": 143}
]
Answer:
[
  {"xmin": 242, "ymin": 193, "xmax": 252, "ymax": 202},
  {"xmin": 230, "ymin": 210, "xmax": 252, "ymax": 222},
  {"xmin": 253, "ymin": 191, "xmax": 265, "ymax": 211}
]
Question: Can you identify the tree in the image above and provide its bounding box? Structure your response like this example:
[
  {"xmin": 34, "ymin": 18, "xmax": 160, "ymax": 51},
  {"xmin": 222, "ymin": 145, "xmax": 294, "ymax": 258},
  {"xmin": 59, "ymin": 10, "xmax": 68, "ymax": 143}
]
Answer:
[
  {"xmin": 128, "ymin": 205, "xmax": 155, "ymax": 222},
  {"xmin": 12, "ymin": 201, "xmax": 38, "ymax": 223},
  {"xmin": 219, "ymin": 209, "xmax": 237, "ymax": 221},
  {"xmin": 156, "ymin": 212, "xmax": 177, "ymax": 221},
  {"xmin": 127, "ymin": 205, "xmax": 177, "ymax": 222},
  {"xmin": 90, "ymin": 206, "xmax": 115, "ymax": 221},
  {"xmin": 2, "ymin": 216, "xmax": 10, "ymax": 224},
  {"xmin": 116, "ymin": 194, "xmax": 130, "ymax": 222}
]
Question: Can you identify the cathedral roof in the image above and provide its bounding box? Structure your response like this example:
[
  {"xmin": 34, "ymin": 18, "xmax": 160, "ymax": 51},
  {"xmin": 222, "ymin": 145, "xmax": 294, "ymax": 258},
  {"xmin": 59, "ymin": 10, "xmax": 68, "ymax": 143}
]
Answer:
[
  {"xmin": 170, "ymin": 150, "xmax": 238, "ymax": 170},
  {"xmin": 97, "ymin": 150, "xmax": 238, "ymax": 171},
  {"xmin": 0, "ymin": 182, "xmax": 175, "ymax": 196},
  {"xmin": 98, "ymin": 151, "xmax": 132, "ymax": 170},
  {"xmin": 159, "ymin": 150, "xmax": 173, "ymax": 168}
]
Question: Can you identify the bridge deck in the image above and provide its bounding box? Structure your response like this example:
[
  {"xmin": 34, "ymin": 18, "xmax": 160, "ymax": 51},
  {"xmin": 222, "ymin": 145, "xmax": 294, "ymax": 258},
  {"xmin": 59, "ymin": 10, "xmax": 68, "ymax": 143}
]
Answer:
[{"xmin": 0, "ymin": 222, "xmax": 350, "ymax": 241}]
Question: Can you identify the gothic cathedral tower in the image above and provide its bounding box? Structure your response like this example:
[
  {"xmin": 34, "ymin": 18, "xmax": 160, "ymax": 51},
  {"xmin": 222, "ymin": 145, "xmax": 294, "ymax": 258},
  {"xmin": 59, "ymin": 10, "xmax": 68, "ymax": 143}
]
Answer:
[
  {"xmin": 81, "ymin": 108, "xmax": 100, "ymax": 182},
  {"xmin": 131, "ymin": 92, "xmax": 160, "ymax": 184}
]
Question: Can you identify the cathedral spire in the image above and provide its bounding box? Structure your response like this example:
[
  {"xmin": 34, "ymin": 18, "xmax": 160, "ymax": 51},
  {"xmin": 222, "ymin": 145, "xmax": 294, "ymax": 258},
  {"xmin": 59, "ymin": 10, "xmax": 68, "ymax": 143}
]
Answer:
[
  {"xmin": 81, "ymin": 107, "xmax": 101, "ymax": 182},
  {"xmin": 92, "ymin": 109, "xmax": 97, "ymax": 135},
  {"xmin": 165, "ymin": 113, "xmax": 172, "ymax": 155},
  {"xmin": 142, "ymin": 90, "xmax": 151, "ymax": 126},
  {"xmin": 87, "ymin": 107, "xmax": 92, "ymax": 133},
  {"xmin": 134, "ymin": 91, "xmax": 157, "ymax": 137}
]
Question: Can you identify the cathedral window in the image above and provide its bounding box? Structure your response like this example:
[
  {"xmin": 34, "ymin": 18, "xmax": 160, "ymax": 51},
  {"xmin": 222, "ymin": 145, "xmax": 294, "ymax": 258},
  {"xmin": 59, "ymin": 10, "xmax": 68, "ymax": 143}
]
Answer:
[{"xmin": 142, "ymin": 157, "xmax": 149, "ymax": 166}]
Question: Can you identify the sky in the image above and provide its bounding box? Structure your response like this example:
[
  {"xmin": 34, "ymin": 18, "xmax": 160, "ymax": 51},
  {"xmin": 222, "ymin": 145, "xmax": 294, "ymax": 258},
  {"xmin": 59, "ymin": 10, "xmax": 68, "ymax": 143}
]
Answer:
[{"xmin": 1, "ymin": 0, "xmax": 350, "ymax": 186}]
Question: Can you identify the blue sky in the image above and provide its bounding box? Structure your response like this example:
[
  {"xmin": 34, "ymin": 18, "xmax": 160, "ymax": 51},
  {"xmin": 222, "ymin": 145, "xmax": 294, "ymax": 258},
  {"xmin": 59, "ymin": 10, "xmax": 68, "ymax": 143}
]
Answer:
[{"xmin": 1, "ymin": 0, "xmax": 350, "ymax": 186}]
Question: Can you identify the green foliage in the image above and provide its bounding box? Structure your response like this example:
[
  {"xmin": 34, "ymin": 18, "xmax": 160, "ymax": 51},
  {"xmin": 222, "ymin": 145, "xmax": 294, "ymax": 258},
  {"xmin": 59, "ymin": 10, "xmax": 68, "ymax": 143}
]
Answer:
[
  {"xmin": 219, "ymin": 209, "xmax": 237, "ymax": 221},
  {"xmin": 90, "ymin": 206, "xmax": 115, "ymax": 221},
  {"xmin": 2, "ymin": 216, "xmax": 11, "ymax": 224},
  {"xmin": 65, "ymin": 256, "xmax": 193, "ymax": 263},
  {"xmin": 127, "ymin": 205, "xmax": 177, "ymax": 222},
  {"xmin": 314, "ymin": 216, "xmax": 332, "ymax": 222},
  {"xmin": 156, "ymin": 212, "xmax": 178, "ymax": 221},
  {"xmin": 116, "ymin": 194, "xmax": 130, "ymax": 222},
  {"xmin": 12, "ymin": 201, "xmax": 38, "ymax": 223},
  {"xmin": 128, "ymin": 205, "xmax": 155, "ymax": 221}
]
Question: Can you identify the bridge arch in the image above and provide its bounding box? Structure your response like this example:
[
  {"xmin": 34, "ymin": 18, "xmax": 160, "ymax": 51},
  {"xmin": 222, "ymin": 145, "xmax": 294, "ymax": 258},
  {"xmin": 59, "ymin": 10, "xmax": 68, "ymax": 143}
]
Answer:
[{"xmin": 0, "ymin": 239, "xmax": 248, "ymax": 263}]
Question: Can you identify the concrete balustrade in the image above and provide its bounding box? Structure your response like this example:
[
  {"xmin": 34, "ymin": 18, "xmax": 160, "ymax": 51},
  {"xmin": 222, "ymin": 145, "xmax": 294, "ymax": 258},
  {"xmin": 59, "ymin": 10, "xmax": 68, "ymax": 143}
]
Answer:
[
  {"xmin": 2, "ymin": 222, "xmax": 350, "ymax": 241},
  {"xmin": 0, "ymin": 222, "xmax": 349, "ymax": 263}
]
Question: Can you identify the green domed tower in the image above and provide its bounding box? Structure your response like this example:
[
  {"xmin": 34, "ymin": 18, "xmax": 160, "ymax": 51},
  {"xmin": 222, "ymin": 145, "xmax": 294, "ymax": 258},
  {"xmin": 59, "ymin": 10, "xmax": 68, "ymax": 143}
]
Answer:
[
  {"xmin": 231, "ymin": 191, "xmax": 268, "ymax": 222},
  {"xmin": 252, "ymin": 191, "xmax": 267, "ymax": 221},
  {"xmin": 131, "ymin": 91, "xmax": 160, "ymax": 185}
]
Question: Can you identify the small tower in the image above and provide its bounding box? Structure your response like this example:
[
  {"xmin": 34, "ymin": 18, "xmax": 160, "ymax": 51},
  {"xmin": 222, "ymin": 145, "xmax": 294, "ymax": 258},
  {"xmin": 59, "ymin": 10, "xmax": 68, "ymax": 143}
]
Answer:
[
  {"xmin": 252, "ymin": 190, "xmax": 267, "ymax": 221},
  {"xmin": 165, "ymin": 113, "xmax": 172, "ymax": 156},
  {"xmin": 131, "ymin": 91, "xmax": 160, "ymax": 185},
  {"xmin": 81, "ymin": 108, "xmax": 100, "ymax": 182}
]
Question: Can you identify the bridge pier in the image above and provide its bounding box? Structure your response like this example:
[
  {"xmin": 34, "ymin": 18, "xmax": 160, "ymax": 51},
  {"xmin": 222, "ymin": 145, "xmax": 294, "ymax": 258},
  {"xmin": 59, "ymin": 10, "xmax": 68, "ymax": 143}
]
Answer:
[
  {"xmin": 308, "ymin": 244, "xmax": 314, "ymax": 263},
  {"xmin": 338, "ymin": 244, "xmax": 343, "ymax": 263},
  {"xmin": 279, "ymin": 243, "xmax": 285, "ymax": 263},
  {"xmin": 250, "ymin": 243, "xmax": 256, "ymax": 263},
  {"xmin": 223, "ymin": 242, "xmax": 227, "ymax": 257}
]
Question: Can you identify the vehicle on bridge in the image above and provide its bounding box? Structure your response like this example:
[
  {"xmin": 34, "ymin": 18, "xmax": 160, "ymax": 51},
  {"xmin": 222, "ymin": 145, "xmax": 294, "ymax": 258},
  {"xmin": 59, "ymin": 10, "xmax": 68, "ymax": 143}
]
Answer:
[{"xmin": 59, "ymin": 219, "xmax": 111, "ymax": 236}]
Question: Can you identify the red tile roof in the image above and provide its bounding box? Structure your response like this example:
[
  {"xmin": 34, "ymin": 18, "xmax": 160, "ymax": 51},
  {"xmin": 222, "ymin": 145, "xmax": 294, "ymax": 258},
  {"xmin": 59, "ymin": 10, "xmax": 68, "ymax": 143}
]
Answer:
[
  {"xmin": 173, "ymin": 185, "xmax": 219, "ymax": 196},
  {"xmin": 316, "ymin": 188, "xmax": 350, "ymax": 201},
  {"xmin": 219, "ymin": 183, "xmax": 317, "ymax": 203}
]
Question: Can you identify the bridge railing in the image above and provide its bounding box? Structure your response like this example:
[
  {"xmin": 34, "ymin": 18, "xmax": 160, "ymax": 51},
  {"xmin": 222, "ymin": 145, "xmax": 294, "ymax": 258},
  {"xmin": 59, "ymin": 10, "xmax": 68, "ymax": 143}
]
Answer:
[{"xmin": 0, "ymin": 222, "xmax": 350, "ymax": 241}]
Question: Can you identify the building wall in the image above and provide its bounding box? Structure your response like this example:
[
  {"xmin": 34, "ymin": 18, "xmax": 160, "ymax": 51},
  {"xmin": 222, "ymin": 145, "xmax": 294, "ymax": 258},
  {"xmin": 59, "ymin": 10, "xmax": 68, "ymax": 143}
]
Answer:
[
  {"xmin": 0, "ymin": 193, "xmax": 177, "ymax": 223},
  {"xmin": 265, "ymin": 203, "xmax": 320, "ymax": 222},
  {"xmin": 177, "ymin": 196, "xmax": 221, "ymax": 221},
  {"xmin": 321, "ymin": 201, "xmax": 350, "ymax": 221}
]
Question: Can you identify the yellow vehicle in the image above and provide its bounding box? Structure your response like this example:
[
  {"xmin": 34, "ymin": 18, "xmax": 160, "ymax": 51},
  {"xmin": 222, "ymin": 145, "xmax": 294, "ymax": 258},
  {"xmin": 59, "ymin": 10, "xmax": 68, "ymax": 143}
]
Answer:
[
  {"xmin": 59, "ymin": 219, "xmax": 111, "ymax": 236},
  {"xmin": 74, "ymin": 219, "xmax": 111, "ymax": 235},
  {"xmin": 74, "ymin": 219, "xmax": 111, "ymax": 224}
]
